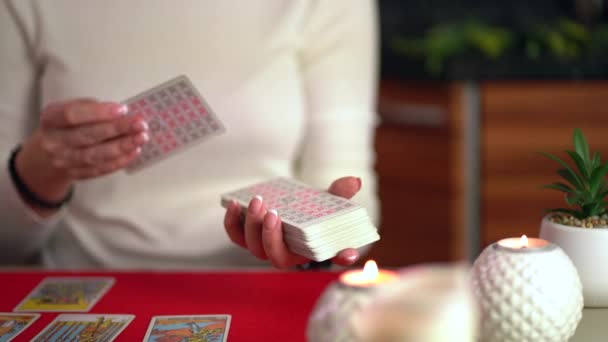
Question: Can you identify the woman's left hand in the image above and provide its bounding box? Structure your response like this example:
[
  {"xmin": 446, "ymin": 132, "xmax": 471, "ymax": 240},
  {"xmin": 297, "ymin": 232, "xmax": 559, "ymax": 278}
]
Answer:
[{"xmin": 223, "ymin": 176, "xmax": 362, "ymax": 269}]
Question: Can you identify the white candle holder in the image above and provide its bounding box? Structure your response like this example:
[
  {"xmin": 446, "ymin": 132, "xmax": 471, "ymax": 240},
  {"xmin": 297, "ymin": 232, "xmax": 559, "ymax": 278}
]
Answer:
[
  {"xmin": 306, "ymin": 261, "xmax": 399, "ymax": 342},
  {"xmin": 470, "ymin": 236, "xmax": 583, "ymax": 342},
  {"xmin": 307, "ymin": 262, "xmax": 478, "ymax": 342},
  {"xmin": 350, "ymin": 263, "xmax": 478, "ymax": 342}
]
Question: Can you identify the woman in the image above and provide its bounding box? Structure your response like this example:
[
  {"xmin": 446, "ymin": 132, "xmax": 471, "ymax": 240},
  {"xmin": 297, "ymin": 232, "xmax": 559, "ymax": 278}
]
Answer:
[{"xmin": 0, "ymin": 0, "xmax": 379, "ymax": 269}]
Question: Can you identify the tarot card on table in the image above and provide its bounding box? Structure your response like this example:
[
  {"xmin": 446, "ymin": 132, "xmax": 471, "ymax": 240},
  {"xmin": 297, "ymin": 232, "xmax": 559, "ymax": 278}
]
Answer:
[
  {"xmin": 31, "ymin": 314, "xmax": 133, "ymax": 342},
  {"xmin": 143, "ymin": 315, "xmax": 231, "ymax": 342},
  {"xmin": 0, "ymin": 313, "xmax": 40, "ymax": 342},
  {"xmin": 14, "ymin": 277, "xmax": 114, "ymax": 312}
]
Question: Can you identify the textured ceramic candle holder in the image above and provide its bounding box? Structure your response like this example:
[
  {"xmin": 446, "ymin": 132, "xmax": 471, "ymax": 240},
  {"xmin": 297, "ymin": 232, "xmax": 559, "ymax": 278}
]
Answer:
[
  {"xmin": 306, "ymin": 261, "xmax": 399, "ymax": 342},
  {"xmin": 350, "ymin": 263, "xmax": 478, "ymax": 342},
  {"xmin": 471, "ymin": 237, "xmax": 583, "ymax": 342}
]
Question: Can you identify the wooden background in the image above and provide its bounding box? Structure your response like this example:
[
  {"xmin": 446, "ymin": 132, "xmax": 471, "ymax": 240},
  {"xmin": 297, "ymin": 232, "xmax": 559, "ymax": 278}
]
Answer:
[
  {"xmin": 366, "ymin": 80, "xmax": 608, "ymax": 267},
  {"xmin": 480, "ymin": 81, "xmax": 608, "ymax": 246}
]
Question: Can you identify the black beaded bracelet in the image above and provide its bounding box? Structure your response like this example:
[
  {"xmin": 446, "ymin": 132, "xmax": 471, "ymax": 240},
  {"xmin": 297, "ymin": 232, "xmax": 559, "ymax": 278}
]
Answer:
[{"xmin": 8, "ymin": 145, "xmax": 74, "ymax": 209}]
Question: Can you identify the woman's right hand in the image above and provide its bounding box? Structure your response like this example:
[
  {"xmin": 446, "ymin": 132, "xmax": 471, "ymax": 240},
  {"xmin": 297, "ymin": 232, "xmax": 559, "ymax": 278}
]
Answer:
[{"xmin": 15, "ymin": 99, "xmax": 149, "ymax": 213}]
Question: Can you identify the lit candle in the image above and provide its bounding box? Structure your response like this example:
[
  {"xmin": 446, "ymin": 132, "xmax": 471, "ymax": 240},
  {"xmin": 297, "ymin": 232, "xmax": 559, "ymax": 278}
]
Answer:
[
  {"xmin": 495, "ymin": 235, "xmax": 556, "ymax": 252},
  {"xmin": 340, "ymin": 260, "xmax": 399, "ymax": 288}
]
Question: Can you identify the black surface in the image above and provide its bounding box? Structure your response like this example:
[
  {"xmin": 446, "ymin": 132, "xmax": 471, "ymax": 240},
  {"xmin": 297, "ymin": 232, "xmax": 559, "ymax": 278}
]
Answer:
[{"xmin": 379, "ymin": 0, "xmax": 608, "ymax": 80}]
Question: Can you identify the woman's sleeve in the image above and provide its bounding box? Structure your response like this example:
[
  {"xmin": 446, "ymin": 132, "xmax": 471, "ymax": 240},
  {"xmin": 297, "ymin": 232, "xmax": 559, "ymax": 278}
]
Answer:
[
  {"xmin": 0, "ymin": 0, "xmax": 61, "ymax": 264},
  {"xmin": 296, "ymin": 0, "xmax": 380, "ymax": 226}
]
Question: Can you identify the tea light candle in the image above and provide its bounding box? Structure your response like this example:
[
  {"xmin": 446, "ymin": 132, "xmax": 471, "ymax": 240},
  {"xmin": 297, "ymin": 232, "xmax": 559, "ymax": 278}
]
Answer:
[
  {"xmin": 339, "ymin": 260, "xmax": 399, "ymax": 287},
  {"xmin": 496, "ymin": 235, "xmax": 552, "ymax": 250},
  {"xmin": 471, "ymin": 235, "xmax": 583, "ymax": 342},
  {"xmin": 307, "ymin": 260, "xmax": 399, "ymax": 342}
]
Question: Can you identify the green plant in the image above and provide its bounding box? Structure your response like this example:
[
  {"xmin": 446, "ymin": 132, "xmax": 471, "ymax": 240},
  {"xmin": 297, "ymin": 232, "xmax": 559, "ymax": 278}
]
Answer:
[
  {"xmin": 525, "ymin": 19, "xmax": 591, "ymax": 61},
  {"xmin": 391, "ymin": 19, "xmax": 513, "ymax": 75},
  {"xmin": 541, "ymin": 128, "xmax": 608, "ymax": 219}
]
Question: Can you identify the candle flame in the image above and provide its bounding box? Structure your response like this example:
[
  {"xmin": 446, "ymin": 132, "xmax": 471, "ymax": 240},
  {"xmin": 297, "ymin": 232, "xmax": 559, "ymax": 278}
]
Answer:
[
  {"xmin": 520, "ymin": 235, "xmax": 529, "ymax": 248},
  {"xmin": 362, "ymin": 260, "xmax": 379, "ymax": 280}
]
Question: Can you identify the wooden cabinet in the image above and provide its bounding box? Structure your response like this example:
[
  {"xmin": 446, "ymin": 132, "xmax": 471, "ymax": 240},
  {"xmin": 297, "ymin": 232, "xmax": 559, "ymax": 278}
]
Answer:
[
  {"xmin": 367, "ymin": 79, "xmax": 608, "ymax": 266},
  {"xmin": 364, "ymin": 80, "xmax": 469, "ymax": 266}
]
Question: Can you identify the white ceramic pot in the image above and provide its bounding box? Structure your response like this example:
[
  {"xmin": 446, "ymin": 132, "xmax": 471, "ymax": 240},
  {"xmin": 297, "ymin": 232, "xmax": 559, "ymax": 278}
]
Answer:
[{"xmin": 540, "ymin": 215, "xmax": 608, "ymax": 307}]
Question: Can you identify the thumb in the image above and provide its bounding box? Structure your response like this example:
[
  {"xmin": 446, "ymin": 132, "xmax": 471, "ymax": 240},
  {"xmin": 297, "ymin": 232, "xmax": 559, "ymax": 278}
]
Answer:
[{"xmin": 328, "ymin": 176, "xmax": 362, "ymax": 199}]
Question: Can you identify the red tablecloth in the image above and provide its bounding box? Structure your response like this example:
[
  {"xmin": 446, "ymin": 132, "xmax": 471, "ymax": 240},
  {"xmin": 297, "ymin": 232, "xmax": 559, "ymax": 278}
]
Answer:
[{"xmin": 0, "ymin": 270, "xmax": 340, "ymax": 341}]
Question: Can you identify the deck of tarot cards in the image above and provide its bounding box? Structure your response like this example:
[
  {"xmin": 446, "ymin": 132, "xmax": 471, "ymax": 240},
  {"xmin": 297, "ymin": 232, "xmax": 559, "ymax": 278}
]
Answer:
[{"xmin": 220, "ymin": 178, "xmax": 380, "ymax": 261}]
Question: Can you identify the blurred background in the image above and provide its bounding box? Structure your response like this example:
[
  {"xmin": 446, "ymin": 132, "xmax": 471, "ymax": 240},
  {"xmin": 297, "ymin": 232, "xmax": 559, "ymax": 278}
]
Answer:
[{"xmin": 365, "ymin": 0, "xmax": 608, "ymax": 266}]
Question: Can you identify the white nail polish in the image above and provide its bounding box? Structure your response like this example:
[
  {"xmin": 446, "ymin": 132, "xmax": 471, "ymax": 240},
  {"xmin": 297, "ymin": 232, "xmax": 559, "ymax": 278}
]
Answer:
[
  {"xmin": 141, "ymin": 121, "xmax": 149, "ymax": 131},
  {"xmin": 141, "ymin": 132, "xmax": 150, "ymax": 142},
  {"xmin": 118, "ymin": 104, "xmax": 128, "ymax": 115},
  {"xmin": 135, "ymin": 147, "xmax": 142, "ymax": 154},
  {"xmin": 255, "ymin": 195, "xmax": 263, "ymax": 202},
  {"xmin": 269, "ymin": 209, "xmax": 278, "ymax": 216}
]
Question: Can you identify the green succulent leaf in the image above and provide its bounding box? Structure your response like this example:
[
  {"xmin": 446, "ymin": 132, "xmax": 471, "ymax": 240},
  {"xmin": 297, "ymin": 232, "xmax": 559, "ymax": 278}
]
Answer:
[
  {"xmin": 590, "ymin": 162, "xmax": 608, "ymax": 194},
  {"xmin": 565, "ymin": 150, "xmax": 590, "ymax": 179},
  {"xmin": 539, "ymin": 152, "xmax": 584, "ymax": 188},
  {"xmin": 542, "ymin": 182, "xmax": 574, "ymax": 193},
  {"xmin": 557, "ymin": 168, "xmax": 584, "ymax": 190},
  {"xmin": 592, "ymin": 152, "xmax": 601, "ymax": 169},
  {"xmin": 565, "ymin": 192, "xmax": 582, "ymax": 206},
  {"xmin": 596, "ymin": 188, "xmax": 608, "ymax": 200},
  {"xmin": 573, "ymin": 128, "xmax": 590, "ymax": 168}
]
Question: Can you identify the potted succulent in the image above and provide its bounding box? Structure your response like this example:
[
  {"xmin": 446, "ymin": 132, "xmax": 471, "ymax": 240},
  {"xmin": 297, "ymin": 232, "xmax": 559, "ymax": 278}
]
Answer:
[{"xmin": 539, "ymin": 128, "xmax": 608, "ymax": 307}]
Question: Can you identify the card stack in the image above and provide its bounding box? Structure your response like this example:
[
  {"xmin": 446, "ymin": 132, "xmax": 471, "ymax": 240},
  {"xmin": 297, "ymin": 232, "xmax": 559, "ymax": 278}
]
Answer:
[{"xmin": 221, "ymin": 178, "xmax": 380, "ymax": 261}]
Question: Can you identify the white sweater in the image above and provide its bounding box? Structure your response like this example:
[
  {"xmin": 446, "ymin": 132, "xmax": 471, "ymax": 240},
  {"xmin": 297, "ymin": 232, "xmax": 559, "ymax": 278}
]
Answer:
[{"xmin": 0, "ymin": 0, "xmax": 379, "ymax": 269}]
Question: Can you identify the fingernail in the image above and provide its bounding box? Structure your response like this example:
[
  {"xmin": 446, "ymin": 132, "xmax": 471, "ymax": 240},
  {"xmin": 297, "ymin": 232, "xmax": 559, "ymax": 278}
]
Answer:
[
  {"xmin": 135, "ymin": 132, "xmax": 149, "ymax": 144},
  {"xmin": 343, "ymin": 249, "xmax": 358, "ymax": 261},
  {"xmin": 117, "ymin": 104, "xmax": 128, "ymax": 115},
  {"xmin": 135, "ymin": 147, "xmax": 142, "ymax": 154},
  {"xmin": 141, "ymin": 132, "xmax": 149, "ymax": 142},
  {"xmin": 230, "ymin": 200, "xmax": 241, "ymax": 213},
  {"xmin": 132, "ymin": 120, "xmax": 148, "ymax": 132},
  {"xmin": 249, "ymin": 195, "xmax": 263, "ymax": 213},
  {"xmin": 265, "ymin": 209, "xmax": 278, "ymax": 230},
  {"xmin": 356, "ymin": 177, "xmax": 362, "ymax": 190}
]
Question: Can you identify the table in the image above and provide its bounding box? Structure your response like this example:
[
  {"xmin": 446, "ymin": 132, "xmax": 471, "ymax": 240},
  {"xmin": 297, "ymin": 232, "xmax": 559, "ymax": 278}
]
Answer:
[
  {"xmin": 0, "ymin": 270, "xmax": 340, "ymax": 341},
  {"xmin": 2, "ymin": 270, "xmax": 605, "ymax": 341},
  {"xmin": 571, "ymin": 308, "xmax": 608, "ymax": 341}
]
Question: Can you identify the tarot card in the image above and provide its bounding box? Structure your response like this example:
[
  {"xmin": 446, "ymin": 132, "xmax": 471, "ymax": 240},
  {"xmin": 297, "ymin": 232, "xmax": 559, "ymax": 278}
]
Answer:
[
  {"xmin": 143, "ymin": 315, "xmax": 231, "ymax": 342},
  {"xmin": 0, "ymin": 313, "xmax": 40, "ymax": 342},
  {"xmin": 124, "ymin": 75, "xmax": 225, "ymax": 172},
  {"xmin": 31, "ymin": 314, "xmax": 134, "ymax": 342},
  {"xmin": 220, "ymin": 178, "xmax": 360, "ymax": 228},
  {"xmin": 14, "ymin": 277, "xmax": 115, "ymax": 312}
]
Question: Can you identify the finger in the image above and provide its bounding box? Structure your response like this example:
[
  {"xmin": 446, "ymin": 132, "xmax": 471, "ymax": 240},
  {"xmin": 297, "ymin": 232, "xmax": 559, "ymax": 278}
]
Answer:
[
  {"xmin": 244, "ymin": 195, "xmax": 268, "ymax": 260},
  {"xmin": 328, "ymin": 176, "xmax": 362, "ymax": 199},
  {"xmin": 67, "ymin": 148, "xmax": 140, "ymax": 179},
  {"xmin": 59, "ymin": 131, "xmax": 149, "ymax": 166},
  {"xmin": 331, "ymin": 248, "xmax": 359, "ymax": 266},
  {"xmin": 224, "ymin": 200, "xmax": 247, "ymax": 248},
  {"xmin": 262, "ymin": 210, "xmax": 308, "ymax": 269},
  {"xmin": 41, "ymin": 100, "xmax": 128, "ymax": 128},
  {"xmin": 59, "ymin": 114, "xmax": 148, "ymax": 148}
]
